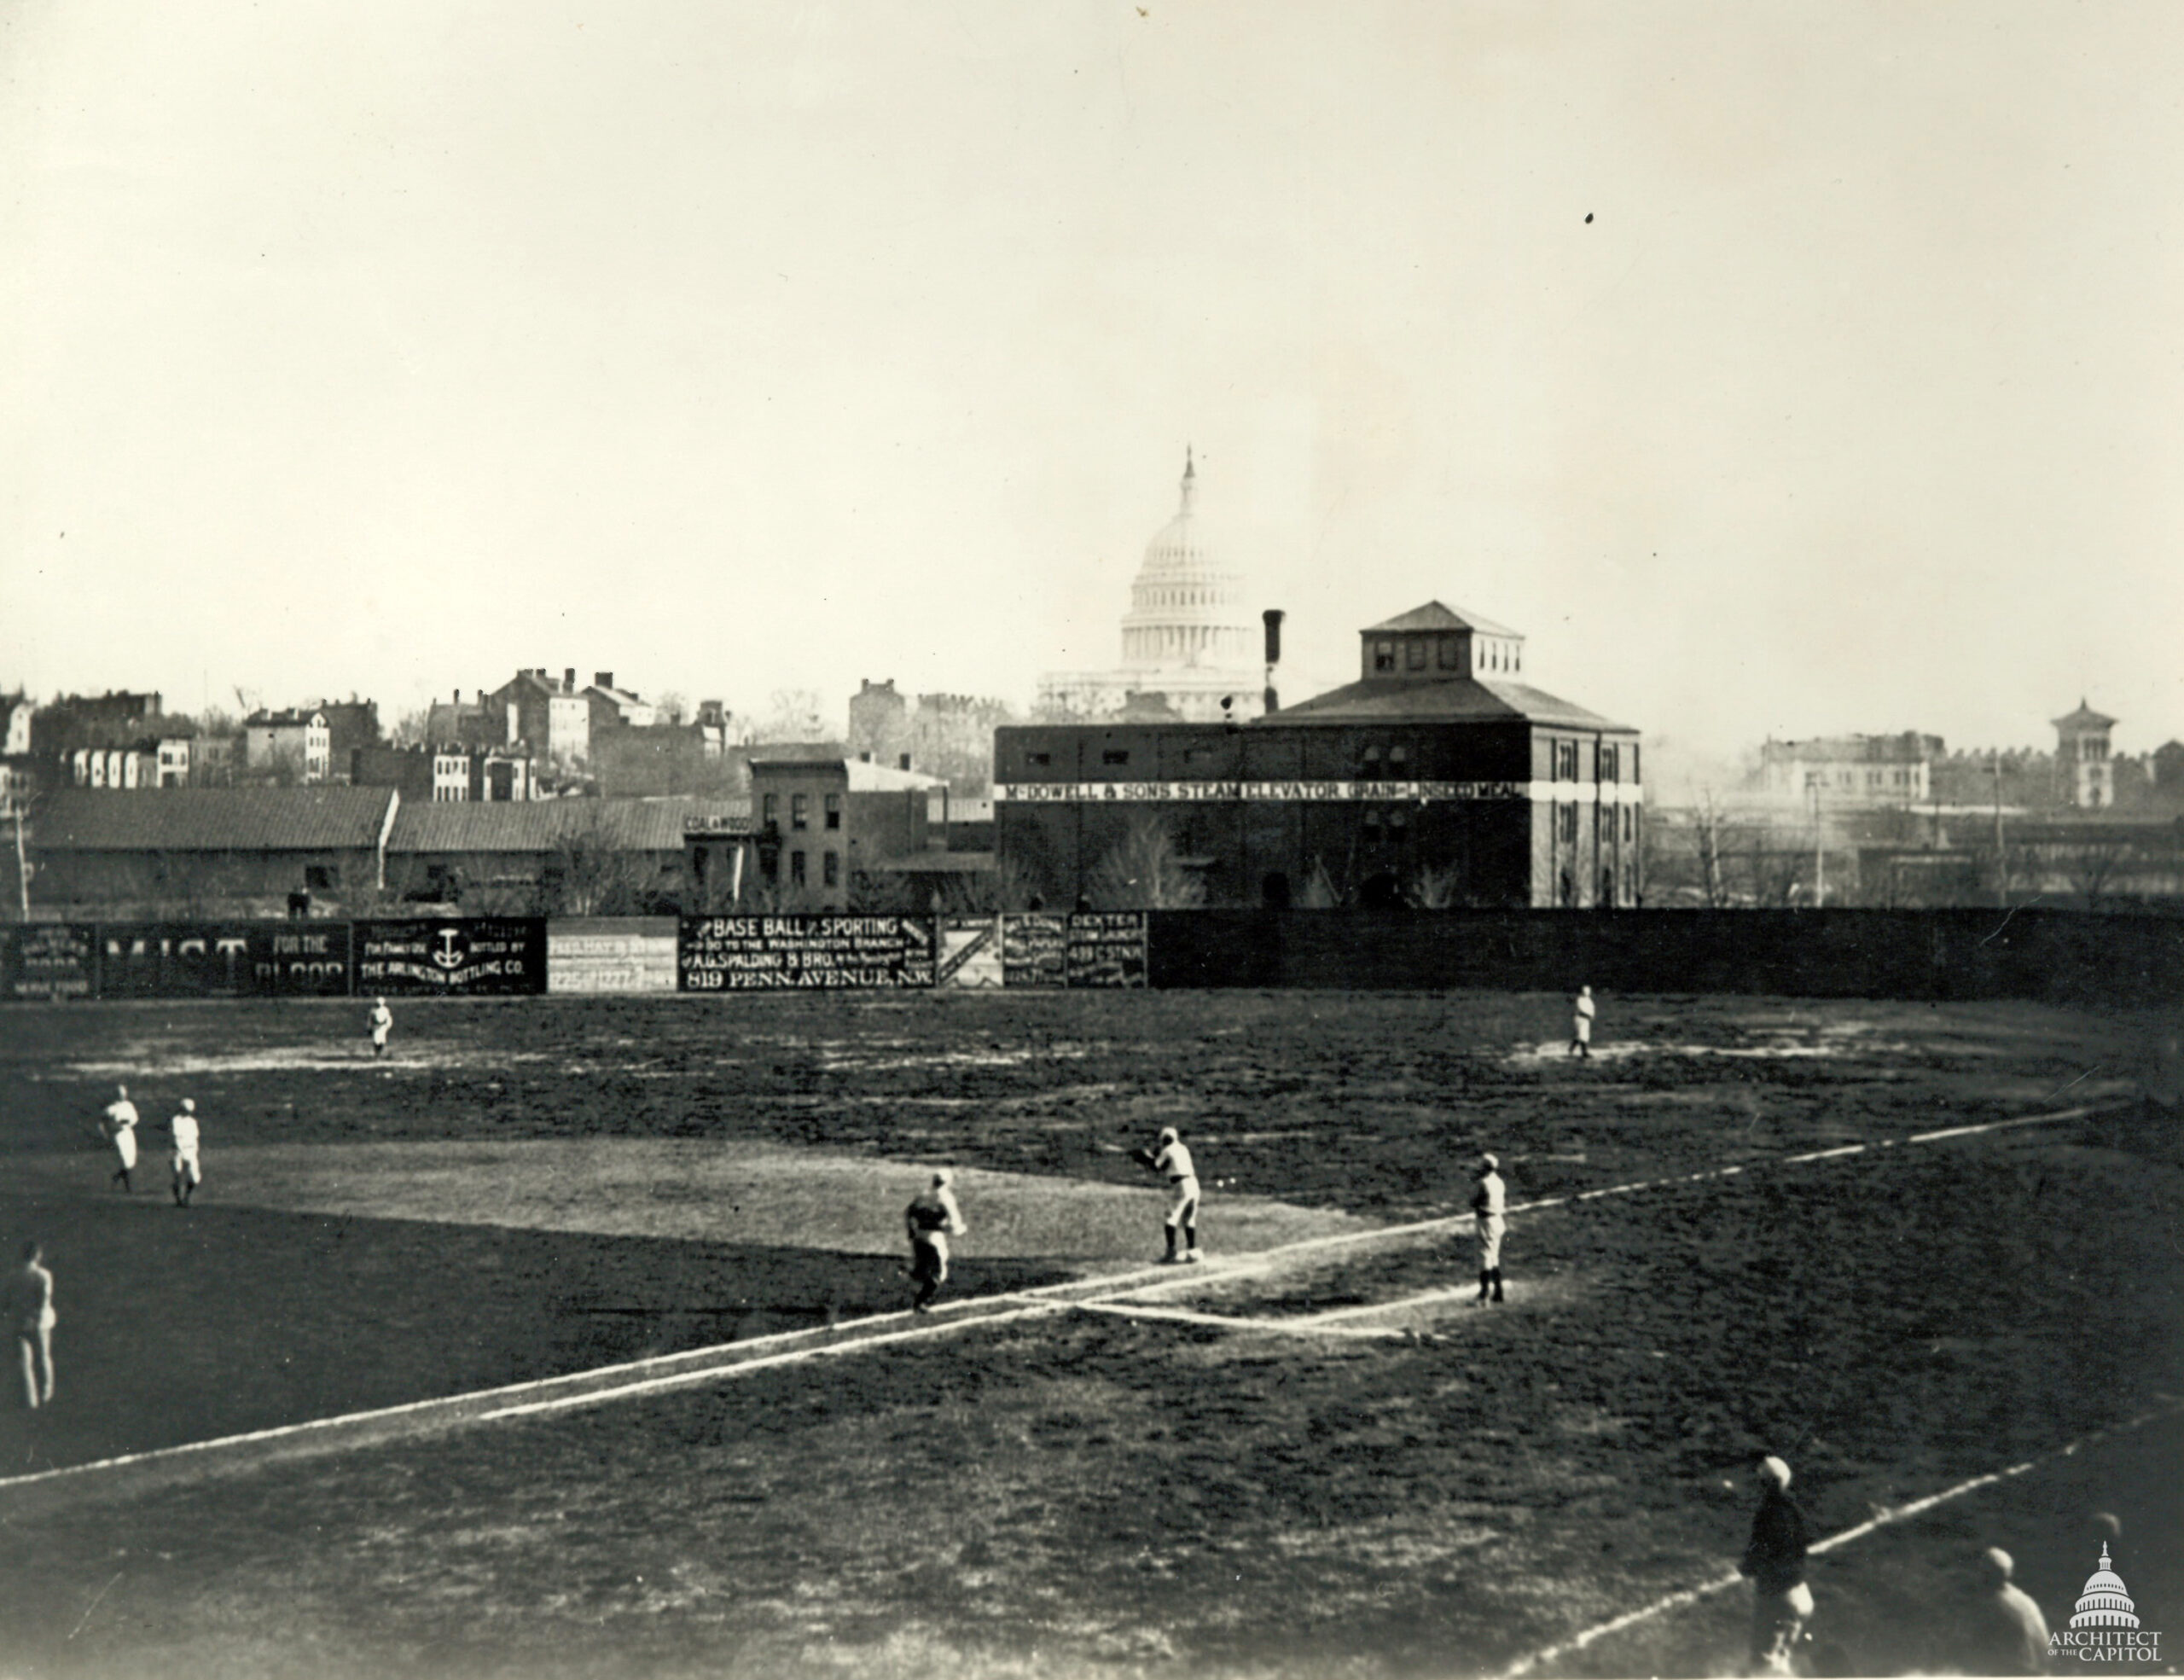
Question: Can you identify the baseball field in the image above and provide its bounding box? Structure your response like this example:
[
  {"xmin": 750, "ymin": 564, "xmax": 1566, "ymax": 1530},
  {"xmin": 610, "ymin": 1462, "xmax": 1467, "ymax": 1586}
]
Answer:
[{"xmin": 0, "ymin": 989, "xmax": 2177, "ymax": 1679}]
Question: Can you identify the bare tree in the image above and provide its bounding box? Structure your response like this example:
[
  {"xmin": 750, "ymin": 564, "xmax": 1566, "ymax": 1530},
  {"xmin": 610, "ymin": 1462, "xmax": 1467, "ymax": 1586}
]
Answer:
[
  {"xmin": 2061, "ymin": 833, "xmax": 2133, "ymax": 910},
  {"xmin": 1088, "ymin": 816, "xmax": 1205, "ymax": 910},
  {"xmin": 1295, "ymin": 857, "xmax": 1344, "ymax": 909},
  {"xmin": 1696, "ymin": 788, "xmax": 1730, "ymax": 908},
  {"xmin": 535, "ymin": 810, "xmax": 671, "ymax": 916},
  {"xmin": 752, "ymin": 689, "xmax": 830, "ymax": 744},
  {"xmin": 1408, "ymin": 863, "xmax": 1463, "ymax": 909}
]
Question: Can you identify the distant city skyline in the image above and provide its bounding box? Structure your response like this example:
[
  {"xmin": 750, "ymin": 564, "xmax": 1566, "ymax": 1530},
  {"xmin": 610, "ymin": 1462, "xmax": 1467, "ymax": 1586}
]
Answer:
[{"xmin": 7, "ymin": 3, "xmax": 2180, "ymax": 759}]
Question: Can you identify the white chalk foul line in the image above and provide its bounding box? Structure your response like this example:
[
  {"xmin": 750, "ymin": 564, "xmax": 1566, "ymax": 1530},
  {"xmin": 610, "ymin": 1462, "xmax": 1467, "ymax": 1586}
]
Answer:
[
  {"xmin": 1114, "ymin": 1101, "xmax": 2108, "ymax": 1302},
  {"xmin": 1072, "ymin": 1300, "xmax": 1409, "ymax": 1340},
  {"xmin": 0, "ymin": 1100, "xmax": 2117, "ymax": 1506},
  {"xmin": 1494, "ymin": 1394, "xmax": 2184, "ymax": 1679}
]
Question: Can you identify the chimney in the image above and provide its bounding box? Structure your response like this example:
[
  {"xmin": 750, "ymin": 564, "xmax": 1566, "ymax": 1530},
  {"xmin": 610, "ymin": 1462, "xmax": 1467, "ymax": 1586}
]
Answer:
[
  {"xmin": 1262, "ymin": 608, "xmax": 1286, "ymax": 715},
  {"xmin": 595, "ymin": 672, "xmax": 613, "ymax": 690},
  {"xmin": 452, "ymin": 689, "xmax": 460, "ymax": 703},
  {"xmin": 898, "ymin": 753, "xmax": 911, "ymax": 771},
  {"xmin": 860, "ymin": 751, "xmax": 873, "ymax": 764},
  {"xmin": 564, "ymin": 668, "xmax": 576, "ymax": 690}
]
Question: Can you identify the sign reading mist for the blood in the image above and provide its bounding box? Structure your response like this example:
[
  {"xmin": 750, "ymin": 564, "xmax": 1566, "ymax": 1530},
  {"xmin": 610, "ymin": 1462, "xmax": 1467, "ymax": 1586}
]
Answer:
[{"xmin": 96, "ymin": 923, "xmax": 354, "ymax": 997}]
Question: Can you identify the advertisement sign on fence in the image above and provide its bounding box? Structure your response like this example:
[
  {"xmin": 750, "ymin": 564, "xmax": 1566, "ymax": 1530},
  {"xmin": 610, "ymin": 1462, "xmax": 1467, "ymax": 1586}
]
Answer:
[
  {"xmin": 3, "ymin": 924, "xmax": 96, "ymax": 1000},
  {"xmin": 95, "ymin": 924, "xmax": 354, "ymax": 998},
  {"xmin": 356, "ymin": 919, "xmax": 547, "ymax": 994},
  {"xmin": 548, "ymin": 918, "xmax": 679, "ymax": 995},
  {"xmin": 938, "ymin": 916, "xmax": 1003, "ymax": 988},
  {"xmin": 678, "ymin": 916, "xmax": 936, "ymax": 990},
  {"xmin": 1066, "ymin": 912, "xmax": 1148, "ymax": 987},
  {"xmin": 1001, "ymin": 914, "xmax": 1069, "ymax": 987}
]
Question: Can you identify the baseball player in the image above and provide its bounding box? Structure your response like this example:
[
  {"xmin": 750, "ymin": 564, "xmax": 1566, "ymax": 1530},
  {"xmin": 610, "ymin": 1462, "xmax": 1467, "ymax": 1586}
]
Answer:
[
  {"xmin": 12, "ymin": 1240, "xmax": 55, "ymax": 1409},
  {"xmin": 100, "ymin": 1084, "xmax": 140, "ymax": 1194},
  {"xmin": 166, "ymin": 1098, "xmax": 203, "ymax": 1207},
  {"xmin": 1132, "ymin": 1126, "xmax": 1202, "ymax": 1264},
  {"xmin": 903, "ymin": 1171, "xmax": 968, "ymax": 1313},
  {"xmin": 368, "ymin": 997, "xmax": 393, "ymax": 1058},
  {"xmin": 1471, "ymin": 1152, "xmax": 1507, "ymax": 1303},
  {"xmin": 1569, "ymin": 985, "xmax": 1595, "ymax": 1059},
  {"xmin": 1740, "ymin": 1455, "xmax": 1815, "ymax": 1675}
]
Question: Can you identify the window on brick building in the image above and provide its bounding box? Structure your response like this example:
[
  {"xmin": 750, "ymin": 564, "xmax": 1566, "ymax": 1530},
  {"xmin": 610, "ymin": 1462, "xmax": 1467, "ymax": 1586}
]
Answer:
[
  {"xmin": 1374, "ymin": 640, "xmax": 1396, "ymax": 673},
  {"xmin": 1406, "ymin": 639, "xmax": 1426, "ymax": 671},
  {"xmin": 792, "ymin": 794, "xmax": 809, "ymax": 830},
  {"xmin": 790, "ymin": 851, "xmax": 806, "ymax": 886},
  {"xmin": 763, "ymin": 793, "xmax": 779, "ymax": 828},
  {"xmin": 1102, "ymin": 749, "xmax": 1130, "ymax": 766},
  {"xmin": 823, "ymin": 851, "xmax": 839, "ymax": 887},
  {"xmin": 824, "ymin": 793, "xmax": 841, "ymax": 830},
  {"xmin": 1439, "ymin": 637, "xmax": 1461, "ymax": 670}
]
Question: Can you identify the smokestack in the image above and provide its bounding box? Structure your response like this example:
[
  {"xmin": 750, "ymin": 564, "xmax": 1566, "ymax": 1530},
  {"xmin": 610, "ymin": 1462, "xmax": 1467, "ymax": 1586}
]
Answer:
[
  {"xmin": 595, "ymin": 672, "xmax": 613, "ymax": 690},
  {"xmin": 1262, "ymin": 608, "xmax": 1286, "ymax": 715},
  {"xmin": 564, "ymin": 668, "xmax": 576, "ymax": 689}
]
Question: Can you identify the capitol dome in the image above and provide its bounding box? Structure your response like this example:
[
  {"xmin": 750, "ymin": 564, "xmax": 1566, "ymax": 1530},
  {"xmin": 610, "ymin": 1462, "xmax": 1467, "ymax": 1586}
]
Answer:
[
  {"xmin": 2070, "ymin": 1544, "xmax": 2140, "ymax": 1629},
  {"xmin": 1118, "ymin": 449, "xmax": 1255, "ymax": 673}
]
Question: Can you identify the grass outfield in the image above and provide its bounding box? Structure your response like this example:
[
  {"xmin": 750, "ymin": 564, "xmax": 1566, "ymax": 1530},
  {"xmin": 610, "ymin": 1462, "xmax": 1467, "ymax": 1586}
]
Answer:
[{"xmin": 0, "ymin": 991, "xmax": 2175, "ymax": 1677}]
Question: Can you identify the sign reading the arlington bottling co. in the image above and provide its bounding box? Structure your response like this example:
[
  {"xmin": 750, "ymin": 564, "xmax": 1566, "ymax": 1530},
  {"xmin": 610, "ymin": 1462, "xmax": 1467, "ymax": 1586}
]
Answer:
[
  {"xmin": 679, "ymin": 916, "xmax": 937, "ymax": 990},
  {"xmin": 355, "ymin": 919, "xmax": 547, "ymax": 995}
]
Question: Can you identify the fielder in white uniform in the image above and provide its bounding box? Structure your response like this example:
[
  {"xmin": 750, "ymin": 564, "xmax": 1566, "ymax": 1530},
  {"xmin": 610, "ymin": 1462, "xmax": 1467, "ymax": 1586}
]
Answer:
[
  {"xmin": 904, "ymin": 1171, "xmax": 968, "ymax": 1313},
  {"xmin": 1570, "ymin": 985, "xmax": 1595, "ymax": 1059},
  {"xmin": 368, "ymin": 998, "xmax": 393, "ymax": 1058},
  {"xmin": 101, "ymin": 1084, "xmax": 140, "ymax": 1194},
  {"xmin": 166, "ymin": 1098, "xmax": 203, "ymax": 1206},
  {"xmin": 1134, "ymin": 1126, "xmax": 1202, "ymax": 1264},
  {"xmin": 1472, "ymin": 1153, "xmax": 1507, "ymax": 1304},
  {"xmin": 12, "ymin": 1241, "xmax": 55, "ymax": 1409}
]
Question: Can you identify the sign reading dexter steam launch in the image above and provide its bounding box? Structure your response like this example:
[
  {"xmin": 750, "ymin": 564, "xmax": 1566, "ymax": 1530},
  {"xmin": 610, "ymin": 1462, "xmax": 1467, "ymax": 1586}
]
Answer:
[
  {"xmin": 679, "ymin": 916, "xmax": 935, "ymax": 990},
  {"xmin": 2052, "ymin": 1543, "xmax": 2162, "ymax": 1665},
  {"xmin": 356, "ymin": 919, "xmax": 547, "ymax": 995}
]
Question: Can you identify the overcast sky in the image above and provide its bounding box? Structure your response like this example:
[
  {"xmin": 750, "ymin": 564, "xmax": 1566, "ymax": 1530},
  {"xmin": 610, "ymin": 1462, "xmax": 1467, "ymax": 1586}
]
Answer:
[{"xmin": 4, "ymin": 2, "xmax": 2180, "ymax": 760}]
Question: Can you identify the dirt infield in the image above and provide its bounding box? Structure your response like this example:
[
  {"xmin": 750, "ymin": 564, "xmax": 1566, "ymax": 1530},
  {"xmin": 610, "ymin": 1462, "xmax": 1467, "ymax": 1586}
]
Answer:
[{"xmin": 0, "ymin": 991, "xmax": 2175, "ymax": 1677}]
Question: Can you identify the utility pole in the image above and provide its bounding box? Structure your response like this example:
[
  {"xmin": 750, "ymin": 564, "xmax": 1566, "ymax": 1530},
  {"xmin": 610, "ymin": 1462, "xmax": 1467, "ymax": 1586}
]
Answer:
[
  {"xmin": 1992, "ymin": 751, "xmax": 2007, "ymax": 908},
  {"xmin": 10, "ymin": 793, "xmax": 28, "ymax": 921},
  {"xmin": 1810, "ymin": 782, "xmax": 1825, "ymax": 907}
]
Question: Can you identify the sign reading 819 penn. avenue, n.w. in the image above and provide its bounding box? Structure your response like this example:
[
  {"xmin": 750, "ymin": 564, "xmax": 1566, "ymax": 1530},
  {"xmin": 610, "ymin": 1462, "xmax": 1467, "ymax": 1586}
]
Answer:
[{"xmin": 355, "ymin": 919, "xmax": 547, "ymax": 995}]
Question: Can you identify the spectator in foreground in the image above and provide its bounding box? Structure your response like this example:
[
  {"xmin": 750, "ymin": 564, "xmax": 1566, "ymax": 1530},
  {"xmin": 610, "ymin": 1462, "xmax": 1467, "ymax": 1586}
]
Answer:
[
  {"xmin": 1956, "ymin": 1546, "xmax": 2049, "ymax": 1677},
  {"xmin": 1739, "ymin": 1455, "xmax": 1814, "ymax": 1676}
]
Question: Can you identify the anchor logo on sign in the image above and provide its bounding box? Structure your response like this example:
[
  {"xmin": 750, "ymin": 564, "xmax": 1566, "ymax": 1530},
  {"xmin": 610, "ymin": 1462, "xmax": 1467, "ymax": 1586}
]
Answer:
[{"xmin": 431, "ymin": 927, "xmax": 469, "ymax": 971}]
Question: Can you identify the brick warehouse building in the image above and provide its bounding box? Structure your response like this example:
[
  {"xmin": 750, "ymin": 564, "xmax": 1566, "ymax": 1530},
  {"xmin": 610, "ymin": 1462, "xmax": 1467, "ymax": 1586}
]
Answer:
[{"xmin": 996, "ymin": 602, "xmax": 1641, "ymax": 910}]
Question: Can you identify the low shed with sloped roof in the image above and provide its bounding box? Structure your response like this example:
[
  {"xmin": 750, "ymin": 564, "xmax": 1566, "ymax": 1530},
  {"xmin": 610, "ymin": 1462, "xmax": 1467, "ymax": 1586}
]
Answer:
[
  {"xmin": 26, "ymin": 788, "xmax": 399, "ymax": 914},
  {"xmin": 386, "ymin": 795, "xmax": 749, "ymax": 913}
]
